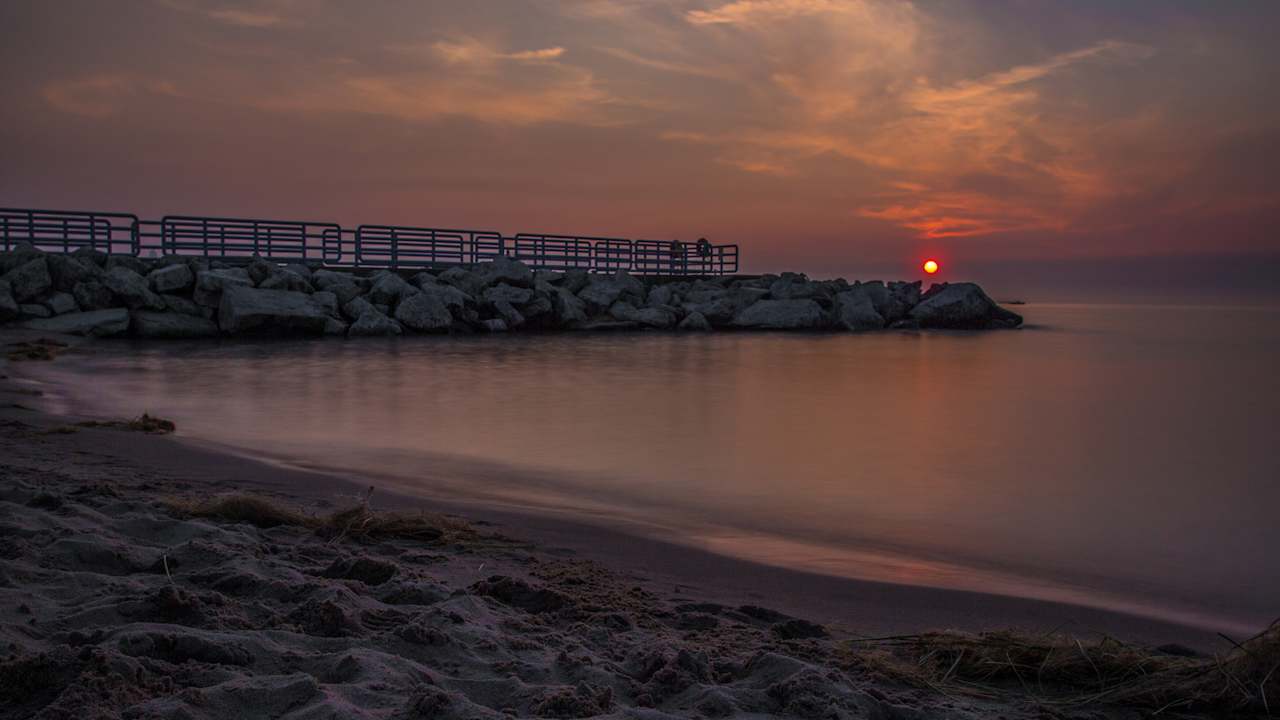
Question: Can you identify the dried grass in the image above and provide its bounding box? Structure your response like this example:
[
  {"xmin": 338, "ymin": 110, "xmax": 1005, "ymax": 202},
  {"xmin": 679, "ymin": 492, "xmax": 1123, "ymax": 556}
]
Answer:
[
  {"xmin": 844, "ymin": 621, "xmax": 1280, "ymax": 715},
  {"xmin": 169, "ymin": 486, "xmax": 478, "ymax": 545}
]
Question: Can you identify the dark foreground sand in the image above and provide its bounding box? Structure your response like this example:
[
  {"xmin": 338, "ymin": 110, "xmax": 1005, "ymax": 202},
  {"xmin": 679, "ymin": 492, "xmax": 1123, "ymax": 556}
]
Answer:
[{"xmin": 1, "ymin": 333, "xmax": 1269, "ymax": 719}]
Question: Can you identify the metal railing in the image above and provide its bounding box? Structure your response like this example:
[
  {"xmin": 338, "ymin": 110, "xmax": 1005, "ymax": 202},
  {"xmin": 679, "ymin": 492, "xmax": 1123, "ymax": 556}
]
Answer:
[{"xmin": 0, "ymin": 206, "xmax": 740, "ymax": 276}]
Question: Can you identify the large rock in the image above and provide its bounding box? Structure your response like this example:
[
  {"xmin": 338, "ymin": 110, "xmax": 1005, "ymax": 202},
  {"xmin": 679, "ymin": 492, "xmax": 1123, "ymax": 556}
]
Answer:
[
  {"xmin": 0, "ymin": 281, "xmax": 17, "ymax": 322},
  {"xmin": 311, "ymin": 269, "xmax": 362, "ymax": 303},
  {"xmin": 348, "ymin": 309, "xmax": 402, "ymax": 337},
  {"xmin": 676, "ymin": 311, "xmax": 711, "ymax": 331},
  {"xmin": 44, "ymin": 292, "xmax": 79, "ymax": 316},
  {"xmin": 578, "ymin": 271, "xmax": 644, "ymax": 312},
  {"xmin": 418, "ymin": 282, "xmax": 470, "ymax": 311},
  {"xmin": 394, "ymin": 292, "xmax": 453, "ymax": 332},
  {"xmin": 218, "ymin": 284, "xmax": 330, "ymax": 335},
  {"xmin": 258, "ymin": 270, "xmax": 312, "ymax": 293},
  {"xmin": 161, "ymin": 294, "xmax": 208, "ymax": 318},
  {"xmin": 477, "ymin": 256, "xmax": 533, "ymax": 289},
  {"xmin": 341, "ymin": 297, "xmax": 375, "ymax": 322},
  {"xmin": 833, "ymin": 289, "xmax": 885, "ymax": 331},
  {"xmin": 731, "ymin": 299, "xmax": 828, "ymax": 329},
  {"xmin": 47, "ymin": 254, "xmax": 101, "ymax": 292},
  {"xmin": 437, "ymin": 266, "xmax": 484, "ymax": 297},
  {"xmin": 909, "ymin": 283, "xmax": 1022, "ymax": 329},
  {"xmin": 483, "ymin": 283, "xmax": 533, "ymax": 306},
  {"xmin": 246, "ymin": 257, "xmax": 277, "ymax": 286},
  {"xmin": 634, "ymin": 307, "xmax": 677, "ymax": 329},
  {"xmin": 131, "ymin": 311, "xmax": 218, "ymax": 338},
  {"xmin": 368, "ymin": 271, "xmax": 414, "ymax": 306},
  {"xmin": 22, "ymin": 308, "xmax": 129, "ymax": 337},
  {"xmin": 1, "ymin": 257, "xmax": 52, "ymax": 301},
  {"xmin": 490, "ymin": 299, "xmax": 525, "ymax": 329},
  {"xmin": 888, "ymin": 281, "xmax": 921, "ymax": 311},
  {"xmin": 104, "ymin": 267, "xmax": 165, "ymax": 310},
  {"xmin": 769, "ymin": 272, "xmax": 818, "ymax": 300},
  {"xmin": 549, "ymin": 285, "xmax": 587, "ymax": 324},
  {"xmin": 193, "ymin": 268, "xmax": 252, "ymax": 307},
  {"xmin": 104, "ymin": 255, "xmax": 151, "ymax": 276},
  {"xmin": 18, "ymin": 304, "xmax": 50, "ymax": 320},
  {"xmin": 148, "ymin": 263, "xmax": 194, "ymax": 294},
  {"xmin": 73, "ymin": 280, "xmax": 116, "ymax": 311}
]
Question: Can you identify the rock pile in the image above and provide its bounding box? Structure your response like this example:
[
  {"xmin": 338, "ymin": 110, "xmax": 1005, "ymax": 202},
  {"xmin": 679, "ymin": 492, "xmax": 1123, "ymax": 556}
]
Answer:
[{"xmin": 0, "ymin": 244, "xmax": 1022, "ymax": 338}]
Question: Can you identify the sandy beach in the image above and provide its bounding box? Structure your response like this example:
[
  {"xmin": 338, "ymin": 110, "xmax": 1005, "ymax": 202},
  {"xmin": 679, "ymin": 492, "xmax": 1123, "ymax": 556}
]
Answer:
[{"xmin": 2, "ymin": 333, "xmax": 1273, "ymax": 719}]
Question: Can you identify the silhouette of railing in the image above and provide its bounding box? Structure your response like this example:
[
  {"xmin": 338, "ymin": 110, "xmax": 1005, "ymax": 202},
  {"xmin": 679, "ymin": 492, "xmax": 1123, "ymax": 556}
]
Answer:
[{"xmin": 0, "ymin": 206, "xmax": 740, "ymax": 276}]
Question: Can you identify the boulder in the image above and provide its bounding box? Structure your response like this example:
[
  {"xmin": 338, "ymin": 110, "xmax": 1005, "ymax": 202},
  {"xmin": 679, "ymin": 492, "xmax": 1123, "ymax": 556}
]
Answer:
[
  {"xmin": 72, "ymin": 280, "xmax": 116, "ymax": 311},
  {"xmin": 437, "ymin": 266, "xmax": 484, "ymax": 297},
  {"xmin": 0, "ymin": 281, "xmax": 17, "ymax": 322},
  {"xmin": 647, "ymin": 284, "xmax": 676, "ymax": 308},
  {"xmin": 22, "ymin": 308, "xmax": 129, "ymax": 337},
  {"xmin": 477, "ymin": 256, "xmax": 533, "ymax": 289},
  {"xmin": 483, "ymin": 283, "xmax": 533, "ymax": 306},
  {"xmin": 533, "ymin": 270, "xmax": 565, "ymax": 286},
  {"xmin": 283, "ymin": 263, "xmax": 313, "ymax": 281},
  {"xmin": 148, "ymin": 263, "xmax": 194, "ymax": 294},
  {"xmin": 47, "ymin": 254, "xmax": 102, "ymax": 292},
  {"xmin": 104, "ymin": 267, "xmax": 166, "ymax": 310},
  {"xmin": 419, "ymin": 282, "xmax": 470, "ymax": 311},
  {"xmin": 561, "ymin": 269, "xmax": 590, "ymax": 294},
  {"xmin": 105, "ymin": 255, "xmax": 152, "ymax": 276},
  {"xmin": 855, "ymin": 281, "xmax": 908, "ymax": 323},
  {"xmin": 731, "ymin": 299, "xmax": 828, "ymax": 330},
  {"xmin": 70, "ymin": 246, "xmax": 108, "ymax": 268},
  {"xmin": 635, "ymin": 307, "xmax": 677, "ymax": 329},
  {"xmin": 394, "ymin": 292, "xmax": 453, "ymax": 332},
  {"xmin": 768, "ymin": 272, "xmax": 818, "ymax": 300},
  {"xmin": 481, "ymin": 318, "xmax": 509, "ymax": 333},
  {"xmin": 341, "ymin": 296, "xmax": 376, "ymax": 322},
  {"xmin": 309, "ymin": 291, "xmax": 339, "ymax": 317},
  {"xmin": 578, "ymin": 271, "xmax": 644, "ymax": 312},
  {"xmin": 676, "ymin": 311, "xmax": 711, "ymax": 331},
  {"xmin": 608, "ymin": 301, "xmax": 640, "ymax": 322},
  {"xmin": 161, "ymin": 294, "xmax": 208, "ymax": 318},
  {"xmin": 324, "ymin": 317, "xmax": 349, "ymax": 336},
  {"xmin": 218, "ymin": 284, "xmax": 330, "ymax": 335},
  {"xmin": 490, "ymin": 299, "xmax": 525, "ymax": 329},
  {"xmin": 0, "ymin": 244, "xmax": 42, "ymax": 275},
  {"xmin": 550, "ymin": 286, "xmax": 587, "ymax": 324},
  {"xmin": 193, "ymin": 268, "xmax": 252, "ymax": 307},
  {"xmin": 44, "ymin": 292, "xmax": 79, "ymax": 316},
  {"xmin": 368, "ymin": 271, "xmax": 414, "ymax": 306},
  {"xmin": 131, "ymin": 311, "xmax": 219, "ymax": 338},
  {"xmin": 888, "ymin": 280, "xmax": 921, "ymax": 311},
  {"xmin": 832, "ymin": 289, "xmax": 885, "ymax": 331},
  {"xmin": 521, "ymin": 294, "xmax": 553, "ymax": 320},
  {"xmin": 19, "ymin": 304, "xmax": 51, "ymax": 320},
  {"xmin": 258, "ymin": 271, "xmax": 313, "ymax": 293},
  {"xmin": 246, "ymin": 257, "xmax": 277, "ymax": 286},
  {"xmin": 348, "ymin": 309, "xmax": 402, "ymax": 337},
  {"xmin": 909, "ymin": 283, "xmax": 1022, "ymax": 329},
  {"xmin": 1, "ymin": 257, "xmax": 52, "ymax": 301}
]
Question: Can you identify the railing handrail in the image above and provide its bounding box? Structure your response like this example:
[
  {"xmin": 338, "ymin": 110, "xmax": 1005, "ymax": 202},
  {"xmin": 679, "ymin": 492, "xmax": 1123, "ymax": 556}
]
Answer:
[{"xmin": 0, "ymin": 206, "xmax": 740, "ymax": 276}]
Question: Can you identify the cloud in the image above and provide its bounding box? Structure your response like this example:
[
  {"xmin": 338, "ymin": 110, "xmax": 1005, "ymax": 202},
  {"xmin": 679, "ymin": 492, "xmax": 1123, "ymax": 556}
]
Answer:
[
  {"xmin": 41, "ymin": 75, "xmax": 178, "ymax": 118},
  {"xmin": 205, "ymin": 8, "xmax": 287, "ymax": 28},
  {"xmin": 426, "ymin": 38, "xmax": 567, "ymax": 66},
  {"xmin": 686, "ymin": 0, "xmax": 851, "ymax": 25}
]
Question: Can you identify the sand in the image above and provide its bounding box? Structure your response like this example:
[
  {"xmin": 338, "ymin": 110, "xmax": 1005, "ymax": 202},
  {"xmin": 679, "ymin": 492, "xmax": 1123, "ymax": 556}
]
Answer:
[{"xmin": 0, "ymin": 333, "xmax": 1244, "ymax": 718}]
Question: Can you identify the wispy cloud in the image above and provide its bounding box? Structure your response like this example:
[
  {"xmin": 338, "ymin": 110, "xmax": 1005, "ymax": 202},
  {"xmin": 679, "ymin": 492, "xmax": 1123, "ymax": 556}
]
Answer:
[
  {"xmin": 42, "ymin": 75, "xmax": 178, "ymax": 118},
  {"xmin": 205, "ymin": 8, "xmax": 287, "ymax": 28}
]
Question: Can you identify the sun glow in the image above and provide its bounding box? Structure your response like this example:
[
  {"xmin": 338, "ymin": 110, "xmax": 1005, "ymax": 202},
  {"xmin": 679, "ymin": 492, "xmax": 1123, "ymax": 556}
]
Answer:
[{"xmin": 923, "ymin": 259, "xmax": 940, "ymax": 274}]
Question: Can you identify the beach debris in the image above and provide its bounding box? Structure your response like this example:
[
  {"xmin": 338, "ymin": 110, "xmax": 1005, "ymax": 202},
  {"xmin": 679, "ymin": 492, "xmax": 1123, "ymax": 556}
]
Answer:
[
  {"xmin": 5, "ymin": 337, "xmax": 68, "ymax": 361},
  {"xmin": 75, "ymin": 413, "xmax": 176, "ymax": 434}
]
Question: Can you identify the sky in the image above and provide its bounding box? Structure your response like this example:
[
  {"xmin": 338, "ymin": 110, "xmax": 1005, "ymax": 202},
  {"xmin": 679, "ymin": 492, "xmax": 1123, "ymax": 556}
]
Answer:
[{"xmin": 2, "ymin": 0, "xmax": 1278, "ymax": 301}]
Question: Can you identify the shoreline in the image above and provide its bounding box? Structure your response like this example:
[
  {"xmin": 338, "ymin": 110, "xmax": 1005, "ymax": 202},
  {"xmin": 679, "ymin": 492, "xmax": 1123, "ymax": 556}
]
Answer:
[
  {"xmin": 3, "ymin": 333, "xmax": 1226, "ymax": 648},
  {"xmin": 2, "ymin": 334, "xmax": 1271, "ymax": 718}
]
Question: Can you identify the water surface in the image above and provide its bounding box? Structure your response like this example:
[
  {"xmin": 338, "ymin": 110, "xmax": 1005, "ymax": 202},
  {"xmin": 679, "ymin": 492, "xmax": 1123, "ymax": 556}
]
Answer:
[{"xmin": 36, "ymin": 304, "xmax": 1280, "ymax": 635}]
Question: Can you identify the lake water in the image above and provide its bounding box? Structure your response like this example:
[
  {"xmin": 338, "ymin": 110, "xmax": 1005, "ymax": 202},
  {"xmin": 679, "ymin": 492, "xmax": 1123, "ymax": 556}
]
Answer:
[{"xmin": 34, "ymin": 304, "xmax": 1280, "ymax": 636}]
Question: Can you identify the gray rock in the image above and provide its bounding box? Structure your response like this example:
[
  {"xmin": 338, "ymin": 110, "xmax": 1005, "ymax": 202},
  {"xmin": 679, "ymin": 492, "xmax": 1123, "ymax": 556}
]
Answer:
[
  {"xmin": 105, "ymin": 255, "xmax": 151, "ymax": 276},
  {"xmin": 310, "ymin": 291, "xmax": 339, "ymax": 317},
  {"xmin": 70, "ymin": 246, "xmax": 108, "ymax": 268},
  {"xmin": 437, "ymin": 266, "xmax": 483, "ymax": 297},
  {"xmin": 833, "ymin": 289, "xmax": 885, "ymax": 331},
  {"xmin": 104, "ymin": 267, "xmax": 166, "ymax": 310},
  {"xmin": 22, "ymin": 308, "xmax": 129, "ymax": 337},
  {"xmin": 47, "ymin": 255, "xmax": 102, "ymax": 292},
  {"xmin": 483, "ymin": 283, "xmax": 533, "ymax": 306},
  {"xmin": 246, "ymin": 257, "xmax": 277, "ymax": 286},
  {"xmin": 646, "ymin": 284, "xmax": 676, "ymax": 308},
  {"xmin": 477, "ymin": 256, "xmax": 533, "ymax": 289},
  {"xmin": 533, "ymin": 270, "xmax": 565, "ymax": 286},
  {"xmin": 855, "ymin": 281, "xmax": 908, "ymax": 323},
  {"xmin": 909, "ymin": 282, "xmax": 1022, "ymax": 329},
  {"xmin": 161, "ymin": 294, "xmax": 208, "ymax": 318},
  {"xmin": 19, "ymin": 303, "xmax": 51, "ymax": 320},
  {"xmin": 521, "ymin": 294, "xmax": 553, "ymax": 320},
  {"xmin": 0, "ymin": 281, "xmax": 17, "ymax": 322},
  {"xmin": 148, "ymin": 263, "xmax": 194, "ymax": 294},
  {"xmin": 635, "ymin": 307, "xmax": 677, "ymax": 329},
  {"xmin": 193, "ymin": 268, "xmax": 252, "ymax": 307},
  {"xmin": 481, "ymin": 318, "xmax": 509, "ymax": 333},
  {"xmin": 131, "ymin": 311, "xmax": 219, "ymax": 338},
  {"xmin": 731, "ymin": 299, "xmax": 828, "ymax": 329},
  {"xmin": 348, "ymin": 309, "xmax": 402, "ymax": 337},
  {"xmin": 341, "ymin": 296, "xmax": 375, "ymax": 322},
  {"xmin": 1, "ymin": 257, "xmax": 52, "ymax": 301},
  {"xmin": 888, "ymin": 280, "xmax": 921, "ymax": 311},
  {"xmin": 608, "ymin": 301, "xmax": 640, "ymax": 322},
  {"xmin": 0, "ymin": 244, "xmax": 43, "ymax": 275},
  {"xmin": 676, "ymin": 311, "xmax": 711, "ymax": 331},
  {"xmin": 578, "ymin": 271, "xmax": 643, "ymax": 312},
  {"xmin": 73, "ymin": 280, "xmax": 116, "ymax": 311},
  {"xmin": 283, "ymin": 263, "xmax": 313, "ymax": 281},
  {"xmin": 394, "ymin": 292, "xmax": 453, "ymax": 332},
  {"xmin": 574, "ymin": 319, "xmax": 640, "ymax": 332},
  {"xmin": 561, "ymin": 269, "xmax": 590, "ymax": 294},
  {"xmin": 218, "ymin": 284, "xmax": 330, "ymax": 335},
  {"xmin": 44, "ymin": 292, "xmax": 79, "ymax": 316},
  {"xmin": 550, "ymin": 286, "xmax": 587, "ymax": 324},
  {"xmin": 323, "ymin": 317, "xmax": 349, "ymax": 336},
  {"xmin": 490, "ymin": 299, "xmax": 525, "ymax": 329},
  {"xmin": 368, "ymin": 271, "xmax": 414, "ymax": 306},
  {"xmin": 258, "ymin": 270, "xmax": 312, "ymax": 293},
  {"xmin": 768, "ymin": 272, "xmax": 818, "ymax": 300}
]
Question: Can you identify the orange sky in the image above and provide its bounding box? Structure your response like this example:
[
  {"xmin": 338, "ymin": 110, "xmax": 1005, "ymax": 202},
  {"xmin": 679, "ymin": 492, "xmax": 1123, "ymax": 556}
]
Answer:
[{"xmin": 2, "ymin": 1, "xmax": 1278, "ymax": 298}]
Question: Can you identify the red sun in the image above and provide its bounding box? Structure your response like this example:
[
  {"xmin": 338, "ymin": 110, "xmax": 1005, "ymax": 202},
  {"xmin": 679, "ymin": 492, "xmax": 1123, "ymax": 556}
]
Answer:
[{"xmin": 923, "ymin": 259, "xmax": 940, "ymax": 274}]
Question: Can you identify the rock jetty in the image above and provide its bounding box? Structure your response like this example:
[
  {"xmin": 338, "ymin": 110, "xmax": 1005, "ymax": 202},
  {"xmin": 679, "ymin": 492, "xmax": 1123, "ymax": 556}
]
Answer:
[{"xmin": 0, "ymin": 243, "xmax": 1022, "ymax": 339}]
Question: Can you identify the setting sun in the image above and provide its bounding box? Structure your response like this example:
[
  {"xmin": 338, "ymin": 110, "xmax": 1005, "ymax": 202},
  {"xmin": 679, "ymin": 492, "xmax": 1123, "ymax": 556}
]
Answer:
[{"xmin": 923, "ymin": 259, "xmax": 940, "ymax": 274}]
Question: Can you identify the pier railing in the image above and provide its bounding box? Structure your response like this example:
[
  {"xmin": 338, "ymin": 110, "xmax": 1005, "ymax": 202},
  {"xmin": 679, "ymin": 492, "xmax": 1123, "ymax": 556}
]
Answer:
[{"xmin": 0, "ymin": 206, "xmax": 739, "ymax": 276}]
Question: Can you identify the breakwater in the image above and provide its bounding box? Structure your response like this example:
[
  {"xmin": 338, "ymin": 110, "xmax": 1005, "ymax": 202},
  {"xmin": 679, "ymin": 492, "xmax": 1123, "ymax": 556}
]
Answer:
[{"xmin": 0, "ymin": 244, "xmax": 1022, "ymax": 338}]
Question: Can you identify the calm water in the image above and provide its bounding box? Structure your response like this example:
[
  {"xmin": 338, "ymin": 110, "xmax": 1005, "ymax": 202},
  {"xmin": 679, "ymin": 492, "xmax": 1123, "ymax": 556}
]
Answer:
[{"xmin": 33, "ymin": 304, "xmax": 1280, "ymax": 635}]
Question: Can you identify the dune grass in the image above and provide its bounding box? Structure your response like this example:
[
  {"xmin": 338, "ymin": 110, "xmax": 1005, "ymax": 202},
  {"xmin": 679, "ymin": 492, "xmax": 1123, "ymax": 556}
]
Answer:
[
  {"xmin": 843, "ymin": 622, "xmax": 1279, "ymax": 715},
  {"xmin": 168, "ymin": 486, "xmax": 478, "ymax": 545}
]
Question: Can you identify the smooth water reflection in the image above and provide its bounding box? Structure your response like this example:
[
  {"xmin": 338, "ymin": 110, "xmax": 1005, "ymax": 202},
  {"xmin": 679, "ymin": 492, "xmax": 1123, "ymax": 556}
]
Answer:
[{"xmin": 39, "ymin": 304, "xmax": 1280, "ymax": 634}]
